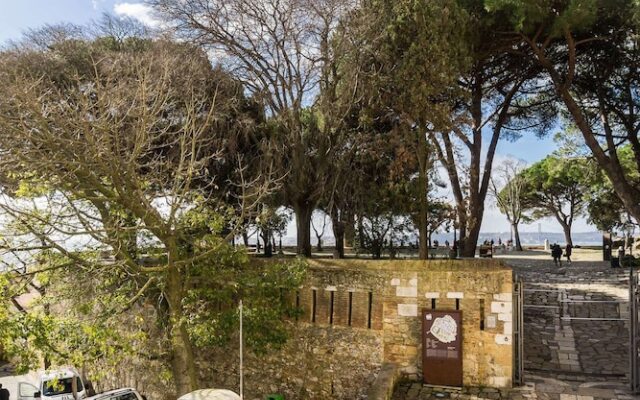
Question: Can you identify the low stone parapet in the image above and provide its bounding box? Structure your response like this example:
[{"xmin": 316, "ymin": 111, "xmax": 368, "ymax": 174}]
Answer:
[{"xmin": 366, "ymin": 362, "xmax": 400, "ymax": 400}]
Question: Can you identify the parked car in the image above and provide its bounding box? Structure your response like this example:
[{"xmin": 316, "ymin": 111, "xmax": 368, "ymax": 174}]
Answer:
[
  {"xmin": 18, "ymin": 368, "xmax": 87, "ymax": 400},
  {"xmin": 85, "ymin": 388, "xmax": 145, "ymax": 400},
  {"xmin": 177, "ymin": 389, "xmax": 241, "ymax": 400}
]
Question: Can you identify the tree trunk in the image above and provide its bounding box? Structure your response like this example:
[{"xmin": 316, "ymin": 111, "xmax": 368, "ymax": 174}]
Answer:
[
  {"xmin": 461, "ymin": 207, "xmax": 483, "ymax": 258},
  {"xmin": 242, "ymin": 231, "xmax": 249, "ymax": 247},
  {"xmin": 331, "ymin": 212, "xmax": 345, "ymax": 259},
  {"xmin": 560, "ymin": 222, "xmax": 573, "ymax": 246},
  {"xmin": 166, "ymin": 263, "xmax": 198, "ymax": 395},
  {"xmin": 512, "ymin": 223, "xmax": 523, "ymax": 251},
  {"xmin": 357, "ymin": 218, "xmax": 365, "ymax": 254},
  {"xmin": 417, "ymin": 139, "xmax": 429, "ymax": 260},
  {"xmin": 261, "ymin": 229, "xmax": 273, "ymax": 257},
  {"xmin": 418, "ymin": 185, "xmax": 429, "ymax": 259},
  {"xmin": 462, "ymin": 223, "xmax": 481, "ymax": 258},
  {"xmin": 456, "ymin": 207, "xmax": 467, "ymax": 255},
  {"xmin": 371, "ymin": 239, "xmax": 382, "ymax": 259},
  {"xmin": 344, "ymin": 213, "xmax": 355, "ymax": 248},
  {"xmin": 123, "ymin": 212, "xmax": 138, "ymax": 258},
  {"xmin": 316, "ymin": 237, "xmax": 323, "ymax": 252},
  {"xmin": 294, "ymin": 202, "xmax": 313, "ymax": 257},
  {"xmin": 544, "ymin": 62, "xmax": 640, "ymax": 223}
]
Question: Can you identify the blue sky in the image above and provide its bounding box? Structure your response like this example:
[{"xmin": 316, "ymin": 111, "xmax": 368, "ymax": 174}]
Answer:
[
  {"xmin": 0, "ymin": 1, "xmax": 114, "ymax": 44},
  {"xmin": 0, "ymin": 1, "xmax": 160, "ymax": 46},
  {"xmin": 0, "ymin": 1, "xmax": 597, "ymax": 237}
]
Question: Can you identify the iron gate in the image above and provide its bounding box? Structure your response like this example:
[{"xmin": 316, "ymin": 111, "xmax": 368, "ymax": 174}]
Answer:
[
  {"xmin": 513, "ymin": 276, "xmax": 524, "ymax": 386},
  {"xmin": 515, "ymin": 269, "xmax": 640, "ymax": 393},
  {"xmin": 630, "ymin": 267, "xmax": 640, "ymax": 393}
]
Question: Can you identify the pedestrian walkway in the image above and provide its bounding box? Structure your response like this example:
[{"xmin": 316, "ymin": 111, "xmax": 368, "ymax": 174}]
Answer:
[
  {"xmin": 392, "ymin": 249, "xmax": 640, "ymax": 399},
  {"xmin": 392, "ymin": 378, "xmax": 635, "ymax": 399}
]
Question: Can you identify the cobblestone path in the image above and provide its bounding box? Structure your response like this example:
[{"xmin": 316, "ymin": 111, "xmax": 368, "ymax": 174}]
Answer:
[
  {"xmin": 393, "ymin": 253, "xmax": 639, "ymax": 399},
  {"xmin": 513, "ymin": 260, "xmax": 629, "ymax": 381}
]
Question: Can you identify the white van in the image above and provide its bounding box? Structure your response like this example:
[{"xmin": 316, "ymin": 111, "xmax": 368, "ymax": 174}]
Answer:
[
  {"xmin": 18, "ymin": 368, "xmax": 87, "ymax": 400},
  {"xmin": 85, "ymin": 388, "xmax": 145, "ymax": 400}
]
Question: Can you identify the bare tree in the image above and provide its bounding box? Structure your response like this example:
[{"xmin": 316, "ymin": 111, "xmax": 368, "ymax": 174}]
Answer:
[
  {"xmin": 8, "ymin": 22, "xmax": 87, "ymax": 50},
  {"xmin": 91, "ymin": 13, "xmax": 151, "ymax": 42},
  {"xmin": 490, "ymin": 160, "xmax": 528, "ymax": 251},
  {"xmin": 311, "ymin": 210, "xmax": 328, "ymax": 252},
  {"xmin": 151, "ymin": 0, "xmax": 358, "ymax": 257},
  {"xmin": 0, "ymin": 40, "xmax": 275, "ymax": 395}
]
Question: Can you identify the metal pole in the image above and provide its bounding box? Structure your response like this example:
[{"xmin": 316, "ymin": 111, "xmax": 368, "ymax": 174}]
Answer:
[
  {"xmin": 629, "ymin": 259, "xmax": 638, "ymax": 393},
  {"xmin": 240, "ymin": 299, "xmax": 244, "ymax": 399},
  {"xmin": 453, "ymin": 209, "xmax": 458, "ymax": 258}
]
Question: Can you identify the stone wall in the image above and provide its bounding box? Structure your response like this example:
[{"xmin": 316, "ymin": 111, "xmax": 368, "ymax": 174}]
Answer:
[
  {"xmin": 203, "ymin": 324, "xmax": 384, "ymax": 400},
  {"xmin": 200, "ymin": 259, "xmax": 514, "ymax": 399},
  {"xmin": 89, "ymin": 258, "xmax": 514, "ymax": 399}
]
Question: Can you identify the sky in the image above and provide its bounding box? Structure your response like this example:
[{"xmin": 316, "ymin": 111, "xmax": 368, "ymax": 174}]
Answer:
[
  {"xmin": 0, "ymin": 1, "xmax": 155, "ymax": 45},
  {"xmin": 0, "ymin": 0, "xmax": 598, "ymax": 238}
]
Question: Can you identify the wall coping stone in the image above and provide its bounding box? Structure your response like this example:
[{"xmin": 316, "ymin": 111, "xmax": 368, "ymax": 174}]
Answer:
[
  {"xmin": 308, "ymin": 259, "xmax": 511, "ymax": 273},
  {"xmin": 367, "ymin": 362, "xmax": 400, "ymax": 400}
]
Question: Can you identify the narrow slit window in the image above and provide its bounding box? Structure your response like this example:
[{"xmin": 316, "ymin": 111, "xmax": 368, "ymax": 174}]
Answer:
[
  {"xmin": 480, "ymin": 299, "xmax": 485, "ymax": 330},
  {"xmin": 329, "ymin": 291, "xmax": 335, "ymax": 325},
  {"xmin": 455, "ymin": 299, "xmax": 460, "ymax": 310},
  {"xmin": 367, "ymin": 292, "xmax": 373, "ymax": 329},
  {"xmin": 348, "ymin": 292, "xmax": 353, "ymax": 326},
  {"xmin": 431, "ymin": 298, "xmax": 436, "ymax": 309},
  {"xmin": 312, "ymin": 289, "xmax": 317, "ymax": 323}
]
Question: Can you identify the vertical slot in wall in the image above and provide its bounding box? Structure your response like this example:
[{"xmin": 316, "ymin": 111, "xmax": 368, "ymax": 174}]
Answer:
[
  {"xmin": 348, "ymin": 292, "xmax": 353, "ymax": 326},
  {"xmin": 480, "ymin": 298, "xmax": 485, "ymax": 330},
  {"xmin": 367, "ymin": 292, "xmax": 373, "ymax": 329},
  {"xmin": 329, "ymin": 291, "xmax": 335, "ymax": 325},
  {"xmin": 312, "ymin": 289, "xmax": 317, "ymax": 323}
]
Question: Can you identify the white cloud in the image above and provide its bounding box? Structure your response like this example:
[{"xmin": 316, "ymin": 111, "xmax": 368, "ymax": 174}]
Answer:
[{"xmin": 113, "ymin": 2, "xmax": 161, "ymax": 27}]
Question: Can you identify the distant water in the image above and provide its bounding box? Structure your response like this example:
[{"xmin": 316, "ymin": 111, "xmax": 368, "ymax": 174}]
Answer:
[{"xmin": 266, "ymin": 231, "xmax": 604, "ymax": 247}]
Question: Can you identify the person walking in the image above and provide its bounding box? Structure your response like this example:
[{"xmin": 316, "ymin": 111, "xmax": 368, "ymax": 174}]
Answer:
[
  {"xmin": 565, "ymin": 243, "xmax": 573, "ymax": 264},
  {"xmin": 551, "ymin": 243, "xmax": 563, "ymax": 267}
]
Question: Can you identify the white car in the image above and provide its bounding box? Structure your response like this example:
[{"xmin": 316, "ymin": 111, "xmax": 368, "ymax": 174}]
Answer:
[
  {"xmin": 18, "ymin": 368, "xmax": 87, "ymax": 400},
  {"xmin": 85, "ymin": 388, "xmax": 145, "ymax": 400},
  {"xmin": 177, "ymin": 389, "xmax": 241, "ymax": 400}
]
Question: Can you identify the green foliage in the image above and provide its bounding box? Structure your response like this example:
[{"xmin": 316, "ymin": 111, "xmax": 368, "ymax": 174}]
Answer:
[
  {"xmin": 485, "ymin": 0, "xmax": 601, "ymax": 35},
  {"xmin": 520, "ymin": 156, "xmax": 594, "ymax": 224},
  {"xmin": 186, "ymin": 257, "xmax": 307, "ymax": 352},
  {"xmin": 0, "ymin": 32, "xmax": 300, "ymax": 393},
  {"xmin": 585, "ymin": 146, "xmax": 639, "ymax": 231},
  {"xmin": 355, "ymin": 0, "xmax": 469, "ymax": 129}
]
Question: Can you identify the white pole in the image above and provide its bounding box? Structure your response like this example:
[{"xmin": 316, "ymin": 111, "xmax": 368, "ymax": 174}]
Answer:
[{"xmin": 239, "ymin": 299, "xmax": 244, "ymax": 400}]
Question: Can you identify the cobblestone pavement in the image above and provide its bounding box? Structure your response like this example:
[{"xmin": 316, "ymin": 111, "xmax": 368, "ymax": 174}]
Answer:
[
  {"xmin": 393, "ymin": 250, "xmax": 640, "ymax": 399},
  {"xmin": 392, "ymin": 377, "xmax": 634, "ymax": 400},
  {"xmin": 509, "ymin": 256, "xmax": 629, "ymax": 381}
]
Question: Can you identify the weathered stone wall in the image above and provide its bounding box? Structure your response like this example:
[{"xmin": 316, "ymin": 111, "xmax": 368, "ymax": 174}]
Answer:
[
  {"xmin": 200, "ymin": 259, "xmax": 514, "ymax": 399},
  {"xmin": 88, "ymin": 259, "xmax": 513, "ymax": 399},
  {"xmin": 305, "ymin": 259, "xmax": 514, "ymax": 388},
  {"xmin": 203, "ymin": 324, "xmax": 384, "ymax": 400}
]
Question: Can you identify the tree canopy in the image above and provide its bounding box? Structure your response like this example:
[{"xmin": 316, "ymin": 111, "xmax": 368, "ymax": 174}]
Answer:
[{"xmin": 0, "ymin": 35, "xmax": 304, "ymax": 395}]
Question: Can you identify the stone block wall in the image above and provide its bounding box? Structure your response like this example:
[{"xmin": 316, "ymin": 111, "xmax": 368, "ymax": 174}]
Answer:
[
  {"xmin": 199, "ymin": 259, "xmax": 514, "ymax": 399},
  {"xmin": 89, "ymin": 259, "xmax": 514, "ymax": 399},
  {"xmin": 305, "ymin": 259, "xmax": 514, "ymax": 389}
]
